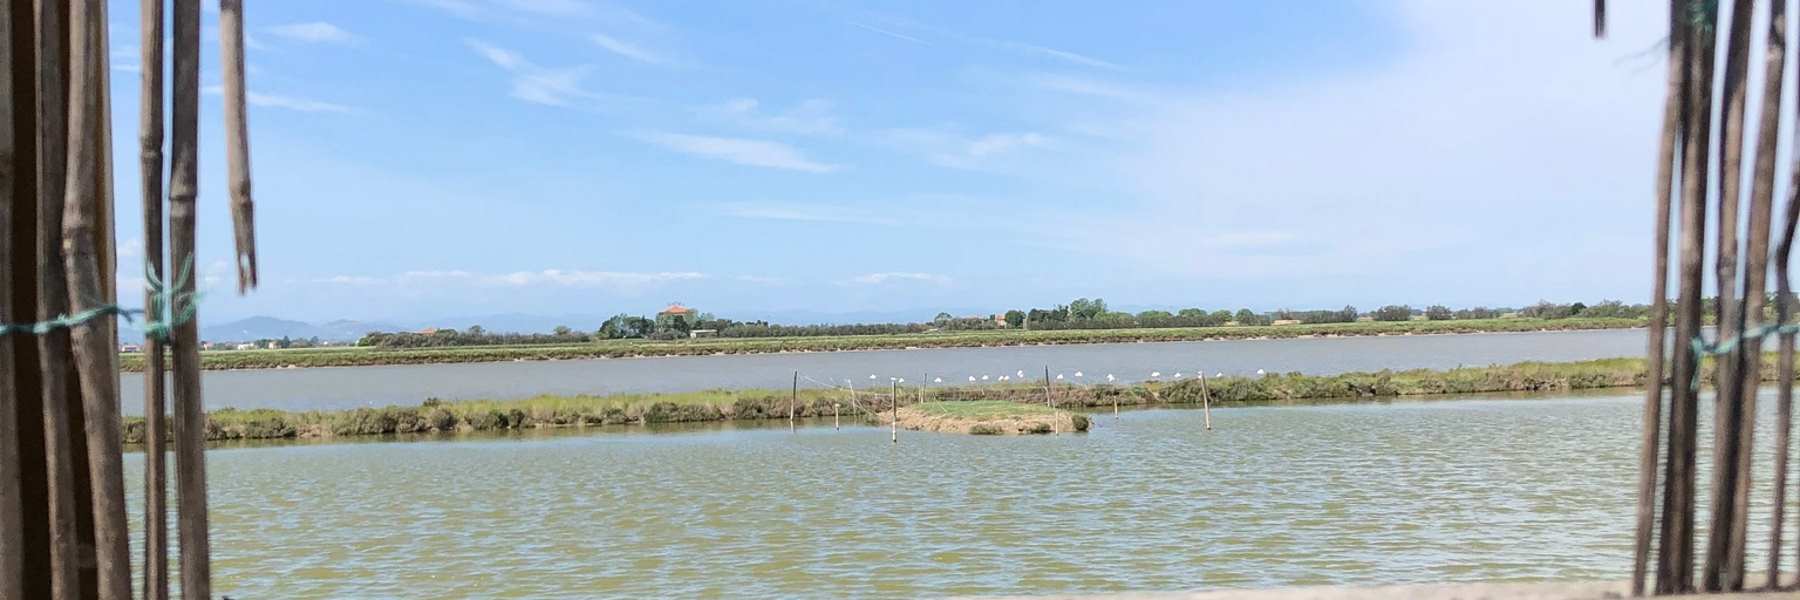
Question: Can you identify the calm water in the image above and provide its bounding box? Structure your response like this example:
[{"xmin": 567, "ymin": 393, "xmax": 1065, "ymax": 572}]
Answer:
[
  {"xmin": 117, "ymin": 328, "xmax": 1657, "ymax": 414},
  {"xmin": 121, "ymin": 389, "xmax": 1800, "ymax": 598}
]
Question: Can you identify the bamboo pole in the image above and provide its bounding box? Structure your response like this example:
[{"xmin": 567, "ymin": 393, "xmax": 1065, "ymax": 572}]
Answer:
[
  {"xmin": 0, "ymin": 5, "xmax": 19, "ymax": 599},
  {"xmin": 1661, "ymin": 1, "xmax": 1716, "ymax": 591},
  {"xmin": 1749, "ymin": 0, "xmax": 1792, "ymax": 583},
  {"xmin": 61, "ymin": 1, "xmax": 130, "ymax": 597},
  {"xmin": 1777, "ymin": 115, "xmax": 1800, "ymax": 590},
  {"xmin": 890, "ymin": 380, "xmax": 897, "ymax": 443},
  {"xmin": 1198, "ymin": 371, "xmax": 1213, "ymax": 431},
  {"xmin": 790, "ymin": 370, "xmax": 796, "ymax": 430},
  {"xmin": 1739, "ymin": 0, "xmax": 1787, "ymax": 589},
  {"xmin": 170, "ymin": 0, "xmax": 212, "ymax": 596},
  {"xmin": 1594, "ymin": 0, "xmax": 1607, "ymax": 38},
  {"xmin": 219, "ymin": 0, "xmax": 257, "ymax": 292},
  {"xmin": 833, "ymin": 403, "xmax": 839, "ymax": 430},
  {"xmin": 1774, "ymin": 0, "xmax": 1800, "ymax": 577},
  {"xmin": 1705, "ymin": 0, "xmax": 1755, "ymax": 590},
  {"xmin": 1043, "ymin": 366, "xmax": 1054, "ymax": 434},
  {"xmin": 31, "ymin": 0, "xmax": 81, "ymax": 597},
  {"xmin": 137, "ymin": 0, "xmax": 168, "ymax": 595},
  {"xmin": 1634, "ymin": 3, "xmax": 1685, "ymax": 594}
]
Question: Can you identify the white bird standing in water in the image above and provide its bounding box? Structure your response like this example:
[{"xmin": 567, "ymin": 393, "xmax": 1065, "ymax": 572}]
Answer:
[
  {"xmin": 1106, "ymin": 374, "xmax": 1115, "ymax": 382},
  {"xmin": 1173, "ymin": 372, "xmax": 1183, "ymax": 379},
  {"xmin": 969, "ymin": 376, "xmax": 977, "ymax": 382},
  {"xmin": 982, "ymin": 375, "xmax": 991, "ymax": 381},
  {"xmin": 1215, "ymin": 372, "xmax": 1223, "ymax": 379},
  {"xmin": 1256, "ymin": 369, "xmax": 1266, "ymax": 376},
  {"xmin": 1056, "ymin": 374, "xmax": 1064, "ymax": 380},
  {"xmin": 1074, "ymin": 371, "xmax": 1084, "ymax": 378},
  {"xmin": 1016, "ymin": 370, "xmax": 1025, "ymax": 378},
  {"xmin": 870, "ymin": 374, "xmax": 877, "ymax": 380},
  {"xmin": 934, "ymin": 377, "xmax": 943, "ymax": 383},
  {"xmin": 1151, "ymin": 371, "xmax": 1161, "ymax": 378}
]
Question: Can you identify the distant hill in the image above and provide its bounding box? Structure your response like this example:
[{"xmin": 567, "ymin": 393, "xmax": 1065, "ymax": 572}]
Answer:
[
  {"xmin": 197, "ymin": 316, "xmax": 403, "ymax": 343},
  {"xmin": 192, "ymin": 308, "xmax": 1000, "ymax": 342}
]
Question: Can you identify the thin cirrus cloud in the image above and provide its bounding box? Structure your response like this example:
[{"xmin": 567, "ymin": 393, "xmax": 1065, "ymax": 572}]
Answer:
[
  {"xmin": 698, "ymin": 98, "xmax": 843, "ymax": 136},
  {"xmin": 844, "ymin": 272, "xmax": 951, "ymax": 286},
  {"xmin": 713, "ymin": 202, "xmax": 896, "ymax": 225},
  {"xmin": 466, "ymin": 39, "xmax": 606, "ymax": 107},
  {"xmin": 847, "ymin": 21, "xmax": 928, "ymax": 45},
  {"xmin": 317, "ymin": 270, "xmax": 709, "ymax": 289},
  {"xmin": 590, "ymin": 33, "xmax": 670, "ymax": 65},
  {"xmin": 635, "ymin": 132, "xmax": 841, "ymax": 173},
  {"xmin": 202, "ymin": 85, "xmax": 353, "ymax": 113},
  {"xmin": 883, "ymin": 128, "xmax": 1049, "ymax": 170},
  {"xmin": 267, "ymin": 22, "xmax": 354, "ymax": 45}
]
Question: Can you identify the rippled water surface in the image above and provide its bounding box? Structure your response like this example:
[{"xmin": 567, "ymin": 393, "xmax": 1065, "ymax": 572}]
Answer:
[{"xmin": 122, "ymin": 390, "xmax": 1796, "ymax": 598}]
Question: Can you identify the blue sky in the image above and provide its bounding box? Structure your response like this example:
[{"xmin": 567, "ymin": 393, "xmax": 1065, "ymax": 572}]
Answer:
[{"xmin": 104, "ymin": 1, "xmax": 1687, "ymax": 323}]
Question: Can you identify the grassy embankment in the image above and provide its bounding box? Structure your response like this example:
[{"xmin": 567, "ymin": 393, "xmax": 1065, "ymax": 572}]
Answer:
[
  {"xmin": 116, "ymin": 317, "xmax": 1643, "ymax": 372},
  {"xmin": 123, "ymin": 351, "xmax": 1773, "ymax": 445}
]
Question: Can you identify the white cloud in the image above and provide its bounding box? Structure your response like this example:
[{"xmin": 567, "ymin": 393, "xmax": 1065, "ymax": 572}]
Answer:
[
  {"xmin": 466, "ymin": 39, "xmax": 604, "ymax": 107},
  {"xmin": 714, "ymin": 202, "xmax": 896, "ymax": 225},
  {"xmin": 202, "ymin": 85, "xmax": 354, "ymax": 113},
  {"xmin": 1019, "ymin": 1, "xmax": 1674, "ymax": 304},
  {"xmin": 590, "ymin": 33, "xmax": 669, "ymax": 65},
  {"xmin": 844, "ymin": 272, "xmax": 951, "ymax": 286},
  {"xmin": 636, "ymin": 132, "xmax": 840, "ymax": 173},
  {"xmin": 699, "ymin": 98, "xmax": 843, "ymax": 136},
  {"xmin": 884, "ymin": 128, "xmax": 1049, "ymax": 170},
  {"xmin": 268, "ymin": 22, "xmax": 353, "ymax": 45}
]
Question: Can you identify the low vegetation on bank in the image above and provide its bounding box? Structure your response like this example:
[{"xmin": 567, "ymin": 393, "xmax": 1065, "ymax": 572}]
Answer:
[
  {"xmin": 116, "ymin": 317, "xmax": 1644, "ymax": 372},
  {"xmin": 120, "ymin": 353, "xmax": 1789, "ymax": 445}
]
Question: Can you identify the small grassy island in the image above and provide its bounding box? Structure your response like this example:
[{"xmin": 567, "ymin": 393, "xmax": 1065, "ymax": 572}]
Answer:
[{"xmin": 883, "ymin": 401, "xmax": 1090, "ymax": 435}]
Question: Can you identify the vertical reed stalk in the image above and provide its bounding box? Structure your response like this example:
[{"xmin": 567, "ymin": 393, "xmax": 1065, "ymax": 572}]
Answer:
[
  {"xmin": 0, "ymin": 5, "xmax": 18, "ymax": 599},
  {"xmin": 170, "ymin": 0, "xmax": 211, "ymax": 596},
  {"xmin": 61, "ymin": 2, "xmax": 129, "ymax": 597},
  {"xmin": 1636, "ymin": 4, "xmax": 1685, "ymax": 594},
  {"xmin": 137, "ymin": 0, "xmax": 167, "ymax": 595},
  {"xmin": 1661, "ymin": 1, "xmax": 1717, "ymax": 591},
  {"xmin": 1199, "ymin": 371, "xmax": 1213, "ymax": 431},
  {"xmin": 219, "ymin": 0, "xmax": 256, "ymax": 291}
]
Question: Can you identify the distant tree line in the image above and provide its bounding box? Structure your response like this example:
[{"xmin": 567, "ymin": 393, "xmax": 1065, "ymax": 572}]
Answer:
[{"xmin": 354, "ymin": 296, "xmax": 1673, "ymax": 349}]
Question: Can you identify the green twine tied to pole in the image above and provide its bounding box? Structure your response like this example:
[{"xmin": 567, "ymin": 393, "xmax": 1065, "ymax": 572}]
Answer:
[
  {"xmin": 1687, "ymin": 321, "xmax": 1800, "ymax": 391},
  {"xmin": 0, "ymin": 257, "xmax": 201, "ymax": 343}
]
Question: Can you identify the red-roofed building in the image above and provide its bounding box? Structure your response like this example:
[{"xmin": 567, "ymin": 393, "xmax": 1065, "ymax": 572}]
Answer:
[{"xmin": 657, "ymin": 303, "xmax": 699, "ymax": 333}]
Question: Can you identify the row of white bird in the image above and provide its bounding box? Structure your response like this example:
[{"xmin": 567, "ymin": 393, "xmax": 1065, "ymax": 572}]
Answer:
[{"xmin": 862, "ymin": 368, "xmax": 1268, "ymax": 384}]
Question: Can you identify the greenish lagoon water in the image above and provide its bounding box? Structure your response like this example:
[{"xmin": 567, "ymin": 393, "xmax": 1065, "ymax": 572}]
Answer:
[{"xmin": 123, "ymin": 389, "xmax": 1792, "ymax": 598}]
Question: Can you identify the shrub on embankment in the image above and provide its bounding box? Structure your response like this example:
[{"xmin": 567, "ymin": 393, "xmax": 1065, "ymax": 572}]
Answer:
[{"xmin": 119, "ymin": 354, "xmax": 1790, "ymax": 444}]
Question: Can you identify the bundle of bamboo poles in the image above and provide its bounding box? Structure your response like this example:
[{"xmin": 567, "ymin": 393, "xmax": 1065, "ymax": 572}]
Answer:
[
  {"xmin": 0, "ymin": 1, "xmax": 258, "ymax": 599},
  {"xmin": 1613, "ymin": 0, "xmax": 1800, "ymax": 595}
]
